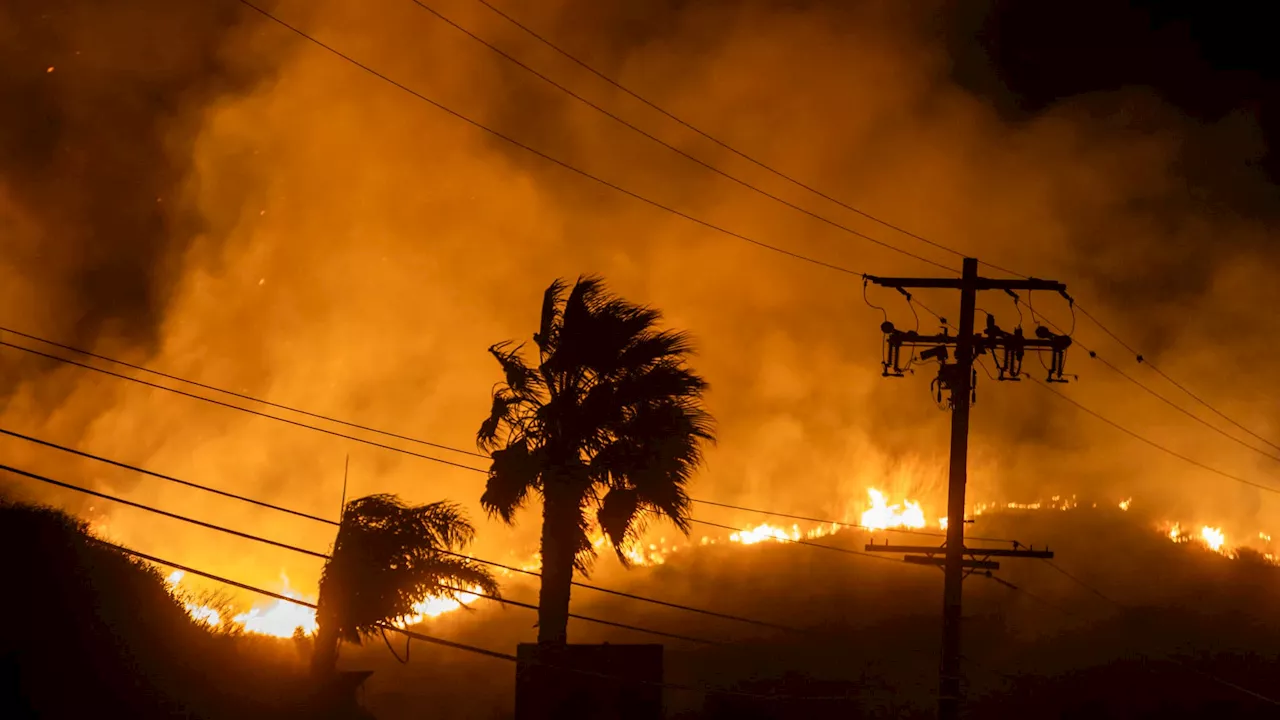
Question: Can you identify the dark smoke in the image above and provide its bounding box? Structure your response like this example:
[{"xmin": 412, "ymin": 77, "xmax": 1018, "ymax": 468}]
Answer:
[{"xmin": 0, "ymin": 0, "xmax": 268, "ymax": 359}]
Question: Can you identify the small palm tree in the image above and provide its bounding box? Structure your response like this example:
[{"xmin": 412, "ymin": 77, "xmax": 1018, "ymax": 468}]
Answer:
[
  {"xmin": 312, "ymin": 494, "xmax": 499, "ymax": 676},
  {"xmin": 477, "ymin": 276, "xmax": 714, "ymax": 644}
]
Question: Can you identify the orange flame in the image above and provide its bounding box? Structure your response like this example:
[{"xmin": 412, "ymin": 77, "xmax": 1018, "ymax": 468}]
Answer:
[{"xmin": 860, "ymin": 489, "xmax": 925, "ymax": 530}]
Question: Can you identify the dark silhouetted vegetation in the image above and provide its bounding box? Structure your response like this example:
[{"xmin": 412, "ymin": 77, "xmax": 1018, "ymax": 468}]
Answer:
[
  {"xmin": 313, "ymin": 494, "xmax": 499, "ymax": 678},
  {"xmin": 0, "ymin": 500, "xmax": 313, "ymax": 719},
  {"xmin": 477, "ymin": 276, "xmax": 714, "ymax": 643}
]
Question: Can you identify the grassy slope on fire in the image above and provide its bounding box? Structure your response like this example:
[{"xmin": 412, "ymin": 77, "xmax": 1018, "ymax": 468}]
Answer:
[
  {"xmin": 0, "ymin": 500, "xmax": 313, "ymax": 719},
  {"xmin": 336, "ymin": 506, "xmax": 1280, "ymax": 719},
  {"xmin": 4, "ymin": 494, "xmax": 1277, "ymax": 719}
]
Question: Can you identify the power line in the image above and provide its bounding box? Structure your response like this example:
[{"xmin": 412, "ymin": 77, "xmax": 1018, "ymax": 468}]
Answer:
[
  {"xmin": 430, "ymin": 582, "xmax": 722, "ymax": 645},
  {"xmin": 1, "ymin": 328, "xmax": 1005, "ymax": 543},
  {"xmin": 407, "ymin": 0, "xmax": 956, "ymax": 273},
  {"xmin": 1, "ymin": 461, "xmax": 331, "ymax": 559},
  {"xmin": 1073, "ymin": 304, "xmax": 1280, "ymax": 454},
  {"xmin": 1013, "ymin": 305, "xmax": 1280, "ymax": 466},
  {"xmin": 1026, "ymin": 376, "xmax": 1280, "ymax": 496},
  {"xmin": 234, "ymin": 0, "xmax": 867, "ymax": 279},
  {"xmin": 97, "ymin": 540, "xmax": 520, "ymax": 661},
  {"xmin": 0, "ymin": 325, "xmax": 486, "ymax": 460},
  {"xmin": 1086, "ymin": 351, "xmax": 1280, "ymax": 465},
  {"xmin": 0, "ymin": 427, "xmax": 801, "ymax": 635},
  {"xmin": 0, "ymin": 426, "xmax": 340, "ymax": 525},
  {"xmin": 428, "ymin": 0, "xmax": 1279, "ymax": 465},
  {"xmin": 0, "ymin": 339, "xmax": 486, "ymax": 474},
  {"xmin": 1038, "ymin": 559, "xmax": 1117, "ymax": 607},
  {"xmin": 469, "ymin": 0, "xmax": 1009, "ymax": 276},
  {"xmin": 1020, "ymin": 561, "xmax": 1280, "ymax": 707},
  {"xmin": 2, "ymin": 460, "xmax": 727, "ymax": 646},
  {"xmin": 98, "ymin": 540, "xmax": 870, "ymax": 701},
  {"xmin": 914, "ymin": 296, "xmax": 1280, "ymax": 497}
]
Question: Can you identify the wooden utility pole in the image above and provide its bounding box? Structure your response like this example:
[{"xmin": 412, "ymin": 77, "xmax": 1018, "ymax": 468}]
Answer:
[{"xmin": 865, "ymin": 258, "xmax": 1069, "ymax": 720}]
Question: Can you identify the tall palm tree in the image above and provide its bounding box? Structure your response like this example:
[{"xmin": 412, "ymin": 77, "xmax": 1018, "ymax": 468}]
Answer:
[
  {"xmin": 312, "ymin": 494, "xmax": 499, "ymax": 677},
  {"xmin": 477, "ymin": 276, "xmax": 714, "ymax": 644}
]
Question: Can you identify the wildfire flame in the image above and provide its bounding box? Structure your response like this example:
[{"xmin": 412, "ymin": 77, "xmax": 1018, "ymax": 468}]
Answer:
[
  {"xmin": 393, "ymin": 586, "xmax": 485, "ymax": 627},
  {"xmin": 1200, "ymin": 526, "xmax": 1228, "ymax": 555},
  {"xmin": 234, "ymin": 589, "xmax": 318, "ymax": 638},
  {"xmin": 730, "ymin": 523, "xmax": 800, "ymax": 545},
  {"xmin": 158, "ymin": 489, "xmax": 1280, "ymax": 638},
  {"xmin": 164, "ymin": 570, "xmax": 223, "ymax": 627},
  {"xmin": 166, "ymin": 571, "xmax": 492, "ymax": 636},
  {"xmin": 860, "ymin": 489, "xmax": 925, "ymax": 530}
]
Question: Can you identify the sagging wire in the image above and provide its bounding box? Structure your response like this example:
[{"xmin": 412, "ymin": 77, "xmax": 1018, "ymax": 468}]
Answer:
[
  {"xmin": 897, "ymin": 288, "xmax": 920, "ymax": 332},
  {"xmin": 975, "ymin": 356, "xmax": 997, "ymax": 382},
  {"xmin": 864, "ymin": 277, "xmax": 896, "ymax": 374},
  {"xmin": 862, "ymin": 277, "xmax": 889, "ymax": 323},
  {"xmin": 1005, "ymin": 289, "xmax": 1025, "ymax": 328},
  {"xmin": 382, "ymin": 626, "xmax": 411, "ymax": 664}
]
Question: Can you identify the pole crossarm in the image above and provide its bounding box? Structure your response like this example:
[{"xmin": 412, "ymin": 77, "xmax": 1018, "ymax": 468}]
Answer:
[
  {"xmin": 903, "ymin": 556, "xmax": 1000, "ymax": 571},
  {"xmin": 863, "ymin": 544, "xmax": 1054, "ymax": 559},
  {"xmin": 865, "ymin": 276, "xmax": 1067, "ymax": 293}
]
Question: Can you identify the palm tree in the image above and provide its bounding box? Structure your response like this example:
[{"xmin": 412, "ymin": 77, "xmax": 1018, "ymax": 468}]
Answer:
[
  {"xmin": 312, "ymin": 494, "xmax": 499, "ymax": 677},
  {"xmin": 477, "ymin": 276, "xmax": 714, "ymax": 644}
]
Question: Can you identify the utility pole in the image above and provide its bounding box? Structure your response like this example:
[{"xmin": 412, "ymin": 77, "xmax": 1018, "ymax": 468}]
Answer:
[{"xmin": 864, "ymin": 258, "xmax": 1071, "ymax": 720}]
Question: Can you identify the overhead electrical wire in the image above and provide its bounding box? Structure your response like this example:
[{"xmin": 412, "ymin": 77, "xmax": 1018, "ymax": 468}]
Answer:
[
  {"xmin": 457, "ymin": 2, "xmax": 1280, "ymax": 462},
  {"xmin": 906, "ymin": 298, "xmax": 1280, "ymax": 497},
  {"xmin": 1015, "ymin": 561, "xmax": 1280, "ymax": 707},
  {"xmin": 0, "ymin": 327, "xmax": 1011, "ymax": 543},
  {"xmin": 98, "ymin": 542, "xmax": 866, "ymax": 700},
  {"xmin": 1072, "ymin": 304, "xmax": 1280, "ymax": 455},
  {"xmin": 0, "ymin": 339, "xmax": 484, "ymax": 474},
  {"xmin": 405, "ymin": 0, "xmax": 956, "ymax": 273},
  {"xmin": 253, "ymin": 0, "xmax": 1277, "ymax": 482},
  {"xmin": 233, "ymin": 0, "xmax": 866, "ymax": 279},
  {"xmin": 467, "ymin": 0, "xmax": 1000, "ymax": 276},
  {"xmin": 1026, "ymin": 376, "xmax": 1280, "ymax": 496},
  {"xmin": 0, "ymin": 426, "xmax": 803, "ymax": 635},
  {"xmin": 1011, "ymin": 302, "xmax": 1280, "ymax": 470},
  {"xmin": 0, "ymin": 460, "xmax": 728, "ymax": 646},
  {"xmin": 225, "ymin": 0, "xmax": 1276, "ymax": 533},
  {"xmin": 0, "ymin": 324, "xmax": 487, "ymax": 460}
]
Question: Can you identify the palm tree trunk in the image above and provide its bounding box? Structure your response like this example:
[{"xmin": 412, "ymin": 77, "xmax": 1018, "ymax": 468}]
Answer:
[
  {"xmin": 536, "ymin": 488, "xmax": 576, "ymax": 644},
  {"xmin": 312, "ymin": 619, "xmax": 340, "ymax": 678}
]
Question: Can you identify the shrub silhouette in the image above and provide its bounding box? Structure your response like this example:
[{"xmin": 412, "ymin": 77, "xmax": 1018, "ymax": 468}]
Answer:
[{"xmin": 0, "ymin": 500, "xmax": 311, "ymax": 719}]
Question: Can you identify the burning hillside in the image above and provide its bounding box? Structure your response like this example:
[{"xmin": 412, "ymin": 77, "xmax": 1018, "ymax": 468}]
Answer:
[{"xmin": 158, "ymin": 485, "xmax": 1280, "ymax": 640}]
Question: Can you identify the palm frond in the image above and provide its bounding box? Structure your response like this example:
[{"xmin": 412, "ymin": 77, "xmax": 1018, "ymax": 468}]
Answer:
[
  {"xmin": 597, "ymin": 488, "xmax": 647, "ymax": 567},
  {"xmin": 533, "ymin": 277, "xmax": 568, "ymax": 358},
  {"xmin": 614, "ymin": 329, "xmax": 697, "ymax": 374},
  {"xmin": 488, "ymin": 342, "xmax": 543, "ymax": 399},
  {"xmin": 481, "ymin": 441, "xmax": 542, "ymax": 523},
  {"xmin": 317, "ymin": 494, "xmax": 499, "ymax": 644}
]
